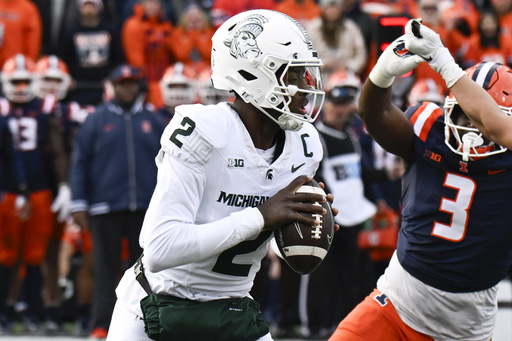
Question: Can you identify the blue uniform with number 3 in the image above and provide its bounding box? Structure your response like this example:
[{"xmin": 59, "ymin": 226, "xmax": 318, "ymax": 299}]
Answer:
[{"xmin": 398, "ymin": 102, "xmax": 512, "ymax": 293}]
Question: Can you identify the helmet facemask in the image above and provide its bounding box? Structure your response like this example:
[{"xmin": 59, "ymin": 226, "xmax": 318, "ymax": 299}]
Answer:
[
  {"xmin": 1, "ymin": 54, "xmax": 36, "ymax": 103},
  {"xmin": 443, "ymin": 62, "xmax": 512, "ymax": 161},
  {"xmin": 262, "ymin": 57, "xmax": 324, "ymax": 131},
  {"xmin": 444, "ymin": 101, "xmax": 505, "ymax": 161},
  {"xmin": 35, "ymin": 55, "xmax": 71, "ymax": 100}
]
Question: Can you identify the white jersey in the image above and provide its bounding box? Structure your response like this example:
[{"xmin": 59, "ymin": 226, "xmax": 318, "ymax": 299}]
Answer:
[{"xmin": 116, "ymin": 102, "xmax": 322, "ymax": 315}]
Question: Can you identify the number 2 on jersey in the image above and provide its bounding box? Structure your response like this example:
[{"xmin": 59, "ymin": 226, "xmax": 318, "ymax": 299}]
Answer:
[
  {"xmin": 212, "ymin": 230, "xmax": 272, "ymax": 277},
  {"xmin": 170, "ymin": 117, "xmax": 196, "ymax": 148},
  {"xmin": 432, "ymin": 173, "xmax": 476, "ymax": 242}
]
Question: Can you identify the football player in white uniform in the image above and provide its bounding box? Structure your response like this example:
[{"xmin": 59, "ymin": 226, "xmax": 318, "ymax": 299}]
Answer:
[{"xmin": 107, "ymin": 9, "xmax": 336, "ymax": 341}]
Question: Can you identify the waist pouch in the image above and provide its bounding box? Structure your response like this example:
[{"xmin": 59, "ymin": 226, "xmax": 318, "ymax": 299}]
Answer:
[{"xmin": 140, "ymin": 293, "xmax": 269, "ymax": 341}]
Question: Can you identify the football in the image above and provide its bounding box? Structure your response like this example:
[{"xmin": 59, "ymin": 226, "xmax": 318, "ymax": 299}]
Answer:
[{"xmin": 274, "ymin": 179, "xmax": 335, "ymax": 275}]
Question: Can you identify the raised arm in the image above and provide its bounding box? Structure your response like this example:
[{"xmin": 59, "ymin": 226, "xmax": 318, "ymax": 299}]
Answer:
[
  {"xmin": 450, "ymin": 76, "xmax": 512, "ymax": 149},
  {"xmin": 358, "ymin": 35, "xmax": 424, "ymax": 164},
  {"xmin": 404, "ymin": 19, "xmax": 512, "ymax": 149},
  {"xmin": 359, "ymin": 79, "xmax": 415, "ymax": 164}
]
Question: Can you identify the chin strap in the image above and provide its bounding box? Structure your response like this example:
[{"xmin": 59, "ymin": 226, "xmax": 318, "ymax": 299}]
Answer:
[
  {"xmin": 277, "ymin": 114, "xmax": 303, "ymax": 131},
  {"xmin": 461, "ymin": 132, "xmax": 488, "ymax": 161}
]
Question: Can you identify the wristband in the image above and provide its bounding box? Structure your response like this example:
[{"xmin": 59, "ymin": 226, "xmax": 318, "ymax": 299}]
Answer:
[
  {"xmin": 368, "ymin": 68, "xmax": 394, "ymax": 88},
  {"xmin": 438, "ymin": 59, "xmax": 466, "ymax": 88},
  {"xmin": 430, "ymin": 47, "xmax": 465, "ymax": 88}
]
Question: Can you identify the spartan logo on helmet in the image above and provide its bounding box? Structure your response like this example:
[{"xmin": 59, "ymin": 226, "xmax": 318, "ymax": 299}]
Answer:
[{"xmin": 224, "ymin": 14, "xmax": 268, "ymax": 59}]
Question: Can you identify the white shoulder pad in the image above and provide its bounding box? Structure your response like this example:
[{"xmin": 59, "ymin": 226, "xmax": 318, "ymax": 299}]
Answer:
[{"xmin": 160, "ymin": 103, "xmax": 231, "ymax": 167}]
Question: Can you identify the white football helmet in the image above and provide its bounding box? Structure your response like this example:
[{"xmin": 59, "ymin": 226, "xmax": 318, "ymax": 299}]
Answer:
[
  {"xmin": 444, "ymin": 62, "xmax": 512, "ymax": 161},
  {"xmin": 34, "ymin": 55, "xmax": 71, "ymax": 100},
  {"xmin": 159, "ymin": 62, "xmax": 198, "ymax": 107},
  {"xmin": 211, "ymin": 9, "xmax": 324, "ymax": 131},
  {"xmin": 1, "ymin": 54, "xmax": 36, "ymax": 103}
]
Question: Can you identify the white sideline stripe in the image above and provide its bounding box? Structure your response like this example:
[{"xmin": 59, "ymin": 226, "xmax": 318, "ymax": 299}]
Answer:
[
  {"xmin": 282, "ymin": 245, "xmax": 327, "ymax": 259},
  {"xmin": 296, "ymin": 185, "xmax": 326, "ymax": 196}
]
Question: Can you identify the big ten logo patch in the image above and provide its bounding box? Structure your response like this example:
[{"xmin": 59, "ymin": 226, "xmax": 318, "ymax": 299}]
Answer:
[
  {"xmin": 424, "ymin": 149, "xmax": 441, "ymax": 163},
  {"xmin": 228, "ymin": 158, "xmax": 244, "ymax": 168}
]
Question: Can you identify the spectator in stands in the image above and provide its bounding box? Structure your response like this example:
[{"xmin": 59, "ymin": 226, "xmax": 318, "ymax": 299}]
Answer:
[
  {"xmin": 341, "ymin": 0, "xmax": 375, "ymax": 76},
  {"xmin": 171, "ymin": 3, "xmax": 214, "ymax": 71},
  {"xmin": 122, "ymin": 0, "xmax": 175, "ymax": 108},
  {"xmin": 412, "ymin": 0, "xmax": 466, "ymax": 93},
  {"xmin": 70, "ymin": 64, "xmax": 165, "ymax": 339},
  {"xmin": 0, "ymin": 0, "xmax": 42, "ymax": 67},
  {"xmin": 210, "ymin": 0, "xmax": 275, "ymax": 28},
  {"xmin": 305, "ymin": 0, "xmax": 367, "ymax": 79},
  {"xmin": 0, "ymin": 54, "xmax": 70, "ymax": 334},
  {"xmin": 489, "ymin": 0, "xmax": 512, "ymax": 35},
  {"xmin": 461, "ymin": 9, "xmax": 512, "ymax": 68},
  {"xmin": 33, "ymin": 0, "xmax": 119, "ymax": 56},
  {"xmin": 58, "ymin": 0, "xmax": 124, "ymax": 107},
  {"xmin": 275, "ymin": 0, "xmax": 321, "ymax": 26},
  {"xmin": 118, "ymin": 0, "xmax": 177, "ymax": 26}
]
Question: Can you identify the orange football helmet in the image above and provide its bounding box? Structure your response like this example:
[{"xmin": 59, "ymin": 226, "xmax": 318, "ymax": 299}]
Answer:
[
  {"xmin": 159, "ymin": 62, "xmax": 198, "ymax": 108},
  {"xmin": 407, "ymin": 78, "xmax": 445, "ymax": 107},
  {"xmin": 35, "ymin": 55, "xmax": 71, "ymax": 100},
  {"xmin": 325, "ymin": 69, "xmax": 361, "ymax": 92},
  {"xmin": 444, "ymin": 62, "xmax": 512, "ymax": 160},
  {"xmin": 1, "ymin": 54, "xmax": 36, "ymax": 103},
  {"xmin": 197, "ymin": 68, "xmax": 233, "ymax": 105}
]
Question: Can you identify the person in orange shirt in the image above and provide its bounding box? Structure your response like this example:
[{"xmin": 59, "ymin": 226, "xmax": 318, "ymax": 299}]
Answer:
[
  {"xmin": 171, "ymin": 3, "xmax": 213, "ymax": 71},
  {"xmin": 0, "ymin": 0, "xmax": 42, "ymax": 67},
  {"xmin": 122, "ymin": 0, "xmax": 175, "ymax": 108},
  {"xmin": 210, "ymin": 0, "xmax": 276, "ymax": 28},
  {"xmin": 489, "ymin": 0, "xmax": 512, "ymax": 35},
  {"xmin": 275, "ymin": 0, "xmax": 321, "ymax": 26},
  {"xmin": 462, "ymin": 9, "xmax": 512, "ymax": 68}
]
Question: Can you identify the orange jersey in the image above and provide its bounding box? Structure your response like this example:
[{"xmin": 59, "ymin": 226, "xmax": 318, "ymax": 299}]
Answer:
[
  {"xmin": 275, "ymin": 0, "xmax": 321, "ymax": 25},
  {"xmin": 171, "ymin": 27, "xmax": 214, "ymax": 67},
  {"xmin": 463, "ymin": 33, "xmax": 512, "ymax": 67},
  {"xmin": 498, "ymin": 11, "xmax": 512, "ymax": 36},
  {"xmin": 0, "ymin": 0, "xmax": 42, "ymax": 66},
  {"xmin": 122, "ymin": 4, "xmax": 175, "ymax": 107}
]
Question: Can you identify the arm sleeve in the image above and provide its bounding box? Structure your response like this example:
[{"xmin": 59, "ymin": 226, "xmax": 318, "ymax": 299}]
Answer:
[{"xmin": 140, "ymin": 148, "xmax": 265, "ymax": 273}]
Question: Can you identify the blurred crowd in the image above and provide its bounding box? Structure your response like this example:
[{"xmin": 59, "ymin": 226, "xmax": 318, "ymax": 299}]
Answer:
[{"xmin": 0, "ymin": 0, "xmax": 510, "ymax": 339}]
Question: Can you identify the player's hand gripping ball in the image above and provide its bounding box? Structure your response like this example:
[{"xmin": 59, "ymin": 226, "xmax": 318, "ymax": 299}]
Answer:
[{"xmin": 274, "ymin": 179, "xmax": 335, "ymax": 274}]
